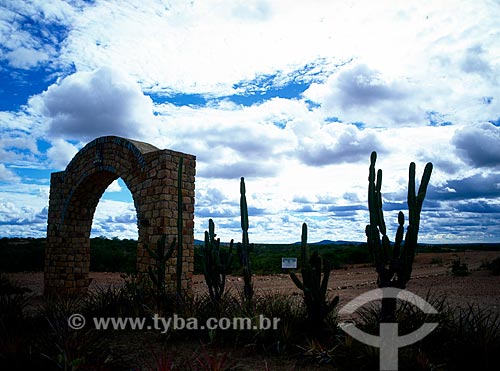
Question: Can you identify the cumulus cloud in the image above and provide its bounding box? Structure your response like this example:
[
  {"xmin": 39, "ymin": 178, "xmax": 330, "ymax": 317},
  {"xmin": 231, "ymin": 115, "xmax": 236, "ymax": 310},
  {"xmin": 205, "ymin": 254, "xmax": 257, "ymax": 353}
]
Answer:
[
  {"xmin": 304, "ymin": 64, "xmax": 424, "ymax": 126},
  {"xmin": 46, "ymin": 138, "xmax": 79, "ymax": 170},
  {"xmin": 0, "ymin": 199, "xmax": 48, "ymax": 238},
  {"xmin": 295, "ymin": 123, "xmax": 385, "ymax": 166},
  {"xmin": 41, "ymin": 67, "xmax": 157, "ymax": 141}
]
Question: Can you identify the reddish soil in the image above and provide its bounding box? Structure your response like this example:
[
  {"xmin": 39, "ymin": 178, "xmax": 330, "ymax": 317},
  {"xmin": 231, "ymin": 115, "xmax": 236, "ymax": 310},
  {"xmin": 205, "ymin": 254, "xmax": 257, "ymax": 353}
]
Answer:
[{"xmin": 6, "ymin": 251, "xmax": 500, "ymax": 312}]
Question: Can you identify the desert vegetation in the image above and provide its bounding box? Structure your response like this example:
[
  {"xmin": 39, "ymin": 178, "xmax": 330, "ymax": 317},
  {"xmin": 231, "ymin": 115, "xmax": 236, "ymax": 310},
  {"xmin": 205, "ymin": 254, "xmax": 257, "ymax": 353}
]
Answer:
[{"xmin": 1, "ymin": 153, "xmax": 500, "ymax": 370}]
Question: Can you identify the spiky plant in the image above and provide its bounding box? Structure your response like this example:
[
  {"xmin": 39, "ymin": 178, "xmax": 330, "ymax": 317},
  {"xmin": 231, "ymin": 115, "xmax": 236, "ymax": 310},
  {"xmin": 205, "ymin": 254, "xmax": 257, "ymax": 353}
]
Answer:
[
  {"xmin": 146, "ymin": 234, "xmax": 176, "ymax": 311},
  {"xmin": 237, "ymin": 177, "xmax": 253, "ymax": 303},
  {"xmin": 201, "ymin": 219, "xmax": 233, "ymax": 304},
  {"xmin": 290, "ymin": 223, "xmax": 339, "ymax": 331},
  {"xmin": 365, "ymin": 151, "xmax": 433, "ymax": 321}
]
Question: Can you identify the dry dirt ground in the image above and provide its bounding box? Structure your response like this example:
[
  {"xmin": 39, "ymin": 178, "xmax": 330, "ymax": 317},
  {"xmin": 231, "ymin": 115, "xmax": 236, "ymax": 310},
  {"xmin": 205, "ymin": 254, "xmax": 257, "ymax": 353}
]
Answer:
[
  {"xmin": 6, "ymin": 251, "xmax": 500, "ymax": 311},
  {"xmin": 4, "ymin": 251, "xmax": 500, "ymax": 370}
]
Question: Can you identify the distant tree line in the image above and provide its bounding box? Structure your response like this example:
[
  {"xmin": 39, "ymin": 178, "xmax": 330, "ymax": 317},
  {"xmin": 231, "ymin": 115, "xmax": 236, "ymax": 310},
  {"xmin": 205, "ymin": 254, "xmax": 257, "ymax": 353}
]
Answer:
[
  {"xmin": 0, "ymin": 237, "xmax": 136, "ymax": 273},
  {"xmin": 1, "ymin": 237, "xmax": 499, "ymax": 274}
]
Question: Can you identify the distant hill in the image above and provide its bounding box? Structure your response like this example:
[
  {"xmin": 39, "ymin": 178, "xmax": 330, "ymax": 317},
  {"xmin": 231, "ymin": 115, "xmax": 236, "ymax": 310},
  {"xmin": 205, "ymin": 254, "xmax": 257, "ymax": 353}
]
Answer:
[
  {"xmin": 292, "ymin": 239, "xmax": 365, "ymax": 246},
  {"xmin": 312, "ymin": 240, "xmax": 365, "ymax": 245}
]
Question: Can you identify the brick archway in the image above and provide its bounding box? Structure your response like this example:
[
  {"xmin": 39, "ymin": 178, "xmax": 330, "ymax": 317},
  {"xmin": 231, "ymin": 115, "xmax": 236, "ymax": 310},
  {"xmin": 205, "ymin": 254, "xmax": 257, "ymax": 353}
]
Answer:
[{"xmin": 44, "ymin": 136, "xmax": 196, "ymax": 295}]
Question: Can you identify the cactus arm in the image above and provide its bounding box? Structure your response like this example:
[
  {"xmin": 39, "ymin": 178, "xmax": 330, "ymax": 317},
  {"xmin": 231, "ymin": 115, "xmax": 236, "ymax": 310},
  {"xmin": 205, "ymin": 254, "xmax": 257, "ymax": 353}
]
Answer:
[
  {"xmin": 327, "ymin": 295, "xmax": 340, "ymax": 312},
  {"xmin": 408, "ymin": 162, "xmax": 417, "ymax": 225},
  {"xmin": 393, "ymin": 211, "xmax": 405, "ymax": 259},
  {"xmin": 415, "ymin": 162, "xmax": 433, "ymax": 225},
  {"xmin": 376, "ymin": 169, "xmax": 387, "ymax": 236},
  {"xmin": 301, "ymin": 223, "xmax": 308, "ymax": 267},
  {"xmin": 290, "ymin": 272, "xmax": 306, "ymax": 291},
  {"xmin": 320, "ymin": 259, "xmax": 331, "ymax": 297},
  {"xmin": 201, "ymin": 219, "xmax": 233, "ymax": 304},
  {"xmin": 368, "ymin": 151, "xmax": 378, "ymax": 226}
]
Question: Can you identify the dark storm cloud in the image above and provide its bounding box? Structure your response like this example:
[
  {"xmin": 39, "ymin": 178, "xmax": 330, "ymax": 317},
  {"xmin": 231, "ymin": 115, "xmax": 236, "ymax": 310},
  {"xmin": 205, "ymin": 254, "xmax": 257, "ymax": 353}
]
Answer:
[
  {"xmin": 455, "ymin": 201, "xmax": 500, "ymax": 214},
  {"xmin": 452, "ymin": 122, "xmax": 500, "ymax": 168},
  {"xmin": 427, "ymin": 173, "xmax": 500, "ymax": 201}
]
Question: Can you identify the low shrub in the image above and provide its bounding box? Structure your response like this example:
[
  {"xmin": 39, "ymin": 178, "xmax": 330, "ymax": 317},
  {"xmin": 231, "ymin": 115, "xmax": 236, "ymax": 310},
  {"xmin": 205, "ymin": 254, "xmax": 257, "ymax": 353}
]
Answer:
[
  {"xmin": 487, "ymin": 256, "xmax": 500, "ymax": 275},
  {"xmin": 450, "ymin": 258, "xmax": 469, "ymax": 276}
]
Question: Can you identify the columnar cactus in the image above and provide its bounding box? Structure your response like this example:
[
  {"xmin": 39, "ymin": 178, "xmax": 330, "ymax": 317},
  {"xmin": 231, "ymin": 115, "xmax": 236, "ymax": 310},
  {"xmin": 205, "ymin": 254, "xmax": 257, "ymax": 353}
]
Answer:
[
  {"xmin": 237, "ymin": 177, "xmax": 253, "ymax": 302},
  {"xmin": 366, "ymin": 151, "xmax": 433, "ymax": 320},
  {"xmin": 146, "ymin": 234, "xmax": 176, "ymax": 307},
  {"xmin": 290, "ymin": 223, "xmax": 339, "ymax": 330},
  {"xmin": 201, "ymin": 219, "xmax": 233, "ymax": 304}
]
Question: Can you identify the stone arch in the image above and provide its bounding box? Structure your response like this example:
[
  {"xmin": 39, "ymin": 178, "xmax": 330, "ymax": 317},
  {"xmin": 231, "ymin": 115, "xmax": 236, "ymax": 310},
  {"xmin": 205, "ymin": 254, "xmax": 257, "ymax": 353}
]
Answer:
[{"xmin": 44, "ymin": 136, "xmax": 196, "ymax": 295}]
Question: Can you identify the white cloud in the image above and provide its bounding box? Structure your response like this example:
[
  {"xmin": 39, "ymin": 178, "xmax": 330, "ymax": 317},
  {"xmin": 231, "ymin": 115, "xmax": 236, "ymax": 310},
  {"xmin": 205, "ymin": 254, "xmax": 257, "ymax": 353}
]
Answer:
[
  {"xmin": 0, "ymin": 0, "xmax": 77, "ymax": 69},
  {"xmin": 5, "ymin": 47, "xmax": 50, "ymax": 69},
  {"xmin": 46, "ymin": 138, "xmax": 79, "ymax": 170},
  {"xmin": 106, "ymin": 179, "xmax": 123, "ymax": 192},
  {"xmin": 293, "ymin": 121, "xmax": 385, "ymax": 166},
  {"xmin": 0, "ymin": 188, "xmax": 49, "ymax": 237},
  {"xmin": 0, "ymin": 164, "xmax": 20, "ymax": 182},
  {"xmin": 304, "ymin": 63, "xmax": 425, "ymax": 127},
  {"xmin": 91, "ymin": 199, "xmax": 138, "ymax": 239},
  {"xmin": 41, "ymin": 67, "xmax": 158, "ymax": 141}
]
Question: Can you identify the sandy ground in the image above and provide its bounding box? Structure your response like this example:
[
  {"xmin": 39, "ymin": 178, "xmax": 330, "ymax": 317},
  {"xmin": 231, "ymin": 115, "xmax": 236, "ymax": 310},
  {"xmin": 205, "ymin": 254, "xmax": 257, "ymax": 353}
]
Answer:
[{"xmin": 5, "ymin": 251, "xmax": 500, "ymax": 312}]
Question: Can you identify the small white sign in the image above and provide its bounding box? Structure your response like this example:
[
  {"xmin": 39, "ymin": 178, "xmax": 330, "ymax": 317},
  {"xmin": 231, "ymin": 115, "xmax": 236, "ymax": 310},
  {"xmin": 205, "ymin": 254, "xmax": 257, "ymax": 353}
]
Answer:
[{"xmin": 282, "ymin": 257, "xmax": 297, "ymax": 269}]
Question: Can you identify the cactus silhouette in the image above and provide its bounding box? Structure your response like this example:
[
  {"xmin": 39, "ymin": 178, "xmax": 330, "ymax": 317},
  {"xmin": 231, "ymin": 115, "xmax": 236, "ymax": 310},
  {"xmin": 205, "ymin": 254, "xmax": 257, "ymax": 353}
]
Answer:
[
  {"xmin": 237, "ymin": 177, "xmax": 253, "ymax": 302},
  {"xmin": 290, "ymin": 223, "xmax": 339, "ymax": 330},
  {"xmin": 366, "ymin": 151, "xmax": 433, "ymax": 321},
  {"xmin": 201, "ymin": 218, "xmax": 233, "ymax": 304},
  {"xmin": 146, "ymin": 234, "xmax": 176, "ymax": 310}
]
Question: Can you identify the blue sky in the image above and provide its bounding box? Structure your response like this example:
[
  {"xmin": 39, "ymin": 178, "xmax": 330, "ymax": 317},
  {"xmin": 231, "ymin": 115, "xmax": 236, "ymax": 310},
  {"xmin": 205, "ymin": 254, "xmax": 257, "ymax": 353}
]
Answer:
[{"xmin": 0, "ymin": 0, "xmax": 499, "ymax": 243}]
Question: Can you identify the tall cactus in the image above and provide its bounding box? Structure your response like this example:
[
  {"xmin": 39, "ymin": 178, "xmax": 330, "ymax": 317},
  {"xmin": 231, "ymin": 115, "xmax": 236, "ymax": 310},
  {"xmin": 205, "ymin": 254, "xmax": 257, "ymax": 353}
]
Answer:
[
  {"xmin": 146, "ymin": 234, "xmax": 176, "ymax": 309},
  {"xmin": 366, "ymin": 151, "xmax": 433, "ymax": 321},
  {"xmin": 237, "ymin": 177, "xmax": 253, "ymax": 302},
  {"xmin": 201, "ymin": 218, "xmax": 233, "ymax": 304},
  {"xmin": 290, "ymin": 223, "xmax": 339, "ymax": 330}
]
